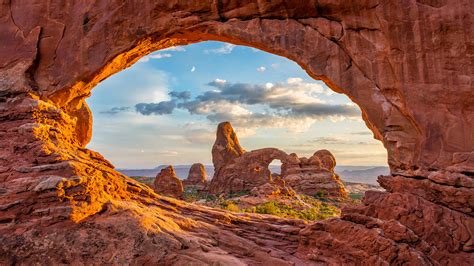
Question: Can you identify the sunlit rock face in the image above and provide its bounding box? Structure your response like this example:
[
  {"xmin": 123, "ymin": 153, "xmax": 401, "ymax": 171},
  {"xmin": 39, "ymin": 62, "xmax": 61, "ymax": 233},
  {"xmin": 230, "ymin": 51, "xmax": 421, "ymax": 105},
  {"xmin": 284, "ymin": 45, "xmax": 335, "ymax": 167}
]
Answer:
[
  {"xmin": 154, "ymin": 166, "xmax": 184, "ymax": 198},
  {"xmin": 0, "ymin": 1, "xmax": 472, "ymax": 264}
]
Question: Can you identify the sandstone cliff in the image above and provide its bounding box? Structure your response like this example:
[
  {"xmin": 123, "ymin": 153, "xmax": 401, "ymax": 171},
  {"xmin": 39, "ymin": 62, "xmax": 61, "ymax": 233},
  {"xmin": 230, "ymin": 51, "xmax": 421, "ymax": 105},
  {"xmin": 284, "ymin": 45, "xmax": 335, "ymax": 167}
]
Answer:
[{"xmin": 212, "ymin": 122, "xmax": 245, "ymax": 176}]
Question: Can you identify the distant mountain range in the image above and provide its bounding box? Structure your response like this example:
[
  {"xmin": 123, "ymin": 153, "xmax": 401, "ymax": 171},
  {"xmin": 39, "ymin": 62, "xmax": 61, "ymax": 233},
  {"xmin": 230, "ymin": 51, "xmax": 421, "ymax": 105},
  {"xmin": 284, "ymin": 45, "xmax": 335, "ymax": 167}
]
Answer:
[
  {"xmin": 337, "ymin": 166, "xmax": 389, "ymax": 185},
  {"xmin": 117, "ymin": 165, "xmax": 389, "ymax": 186}
]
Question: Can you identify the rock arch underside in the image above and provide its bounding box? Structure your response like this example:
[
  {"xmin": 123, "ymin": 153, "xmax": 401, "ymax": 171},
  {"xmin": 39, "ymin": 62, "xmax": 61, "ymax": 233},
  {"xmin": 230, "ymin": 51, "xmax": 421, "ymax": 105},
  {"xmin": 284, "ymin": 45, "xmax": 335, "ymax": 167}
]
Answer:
[{"xmin": 0, "ymin": 1, "xmax": 473, "ymax": 264}]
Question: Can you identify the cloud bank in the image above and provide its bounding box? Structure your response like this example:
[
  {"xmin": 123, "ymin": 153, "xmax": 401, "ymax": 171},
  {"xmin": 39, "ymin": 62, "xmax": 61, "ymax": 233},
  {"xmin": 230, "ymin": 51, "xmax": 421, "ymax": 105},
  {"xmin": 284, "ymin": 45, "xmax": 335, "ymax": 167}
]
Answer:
[{"xmin": 128, "ymin": 78, "xmax": 360, "ymax": 133}]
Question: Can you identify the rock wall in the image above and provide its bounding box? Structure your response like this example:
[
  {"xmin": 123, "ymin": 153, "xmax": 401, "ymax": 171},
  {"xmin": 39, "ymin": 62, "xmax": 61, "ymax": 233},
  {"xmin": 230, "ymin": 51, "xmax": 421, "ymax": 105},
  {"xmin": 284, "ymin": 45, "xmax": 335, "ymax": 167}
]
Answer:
[{"xmin": 0, "ymin": 1, "xmax": 472, "ymax": 264}]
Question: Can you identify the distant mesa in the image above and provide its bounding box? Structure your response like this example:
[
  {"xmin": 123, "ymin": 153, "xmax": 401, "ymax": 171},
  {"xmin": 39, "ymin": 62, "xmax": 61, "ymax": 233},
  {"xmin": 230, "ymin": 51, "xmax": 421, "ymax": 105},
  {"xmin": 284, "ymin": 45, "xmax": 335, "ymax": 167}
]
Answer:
[{"xmin": 153, "ymin": 165, "xmax": 184, "ymax": 198}]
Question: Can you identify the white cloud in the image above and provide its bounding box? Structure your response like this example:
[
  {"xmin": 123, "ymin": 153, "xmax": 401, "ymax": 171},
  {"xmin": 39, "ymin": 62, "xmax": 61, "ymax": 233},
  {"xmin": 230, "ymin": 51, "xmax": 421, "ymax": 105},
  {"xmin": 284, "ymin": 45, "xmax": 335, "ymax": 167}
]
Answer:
[
  {"xmin": 157, "ymin": 150, "xmax": 179, "ymax": 156},
  {"xmin": 271, "ymin": 63, "xmax": 279, "ymax": 69},
  {"xmin": 162, "ymin": 46, "xmax": 186, "ymax": 52},
  {"xmin": 213, "ymin": 78, "xmax": 227, "ymax": 85},
  {"xmin": 138, "ymin": 53, "xmax": 172, "ymax": 63},
  {"xmin": 191, "ymin": 66, "xmax": 196, "ymax": 72},
  {"xmin": 88, "ymin": 64, "xmax": 170, "ymax": 108},
  {"xmin": 257, "ymin": 66, "xmax": 266, "ymax": 72},
  {"xmin": 205, "ymin": 43, "xmax": 235, "ymax": 54}
]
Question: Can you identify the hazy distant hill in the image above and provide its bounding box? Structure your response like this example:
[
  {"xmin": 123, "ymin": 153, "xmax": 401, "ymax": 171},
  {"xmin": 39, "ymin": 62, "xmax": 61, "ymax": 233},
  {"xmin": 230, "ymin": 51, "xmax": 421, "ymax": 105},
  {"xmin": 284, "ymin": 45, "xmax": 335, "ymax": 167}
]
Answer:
[
  {"xmin": 337, "ymin": 166, "xmax": 389, "ymax": 185},
  {"xmin": 118, "ymin": 165, "xmax": 389, "ymax": 185},
  {"xmin": 117, "ymin": 165, "xmax": 215, "ymax": 180}
]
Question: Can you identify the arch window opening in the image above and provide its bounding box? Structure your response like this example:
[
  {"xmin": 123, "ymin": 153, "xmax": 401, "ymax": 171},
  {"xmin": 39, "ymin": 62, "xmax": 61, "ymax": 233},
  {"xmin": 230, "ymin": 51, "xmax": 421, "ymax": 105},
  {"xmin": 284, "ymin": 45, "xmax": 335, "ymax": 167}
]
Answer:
[
  {"xmin": 269, "ymin": 159, "xmax": 282, "ymax": 176},
  {"xmin": 86, "ymin": 41, "xmax": 388, "ymax": 219}
]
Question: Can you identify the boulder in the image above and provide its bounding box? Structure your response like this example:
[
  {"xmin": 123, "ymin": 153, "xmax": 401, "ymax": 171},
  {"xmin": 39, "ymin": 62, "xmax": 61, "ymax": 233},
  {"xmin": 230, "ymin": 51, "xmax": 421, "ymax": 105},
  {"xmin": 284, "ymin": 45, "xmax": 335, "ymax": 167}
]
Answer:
[
  {"xmin": 183, "ymin": 163, "xmax": 207, "ymax": 189},
  {"xmin": 153, "ymin": 165, "xmax": 183, "ymax": 198}
]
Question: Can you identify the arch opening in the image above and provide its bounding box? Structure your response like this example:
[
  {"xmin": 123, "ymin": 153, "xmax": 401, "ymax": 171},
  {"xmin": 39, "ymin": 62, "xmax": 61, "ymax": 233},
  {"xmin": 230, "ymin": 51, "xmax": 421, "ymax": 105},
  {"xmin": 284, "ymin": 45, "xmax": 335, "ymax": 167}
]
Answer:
[
  {"xmin": 85, "ymin": 41, "xmax": 388, "ymax": 217},
  {"xmin": 270, "ymin": 159, "xmax": 282, "ymax": 176},
  {"xmin": 86, "ymin": 41, "xmax": 388, "ymax": 181}
]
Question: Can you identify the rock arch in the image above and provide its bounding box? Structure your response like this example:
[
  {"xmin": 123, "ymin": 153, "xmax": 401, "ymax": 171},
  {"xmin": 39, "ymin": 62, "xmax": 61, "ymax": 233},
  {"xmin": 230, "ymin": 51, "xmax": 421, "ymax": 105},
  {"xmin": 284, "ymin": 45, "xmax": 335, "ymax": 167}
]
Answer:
[{"xmin": 0, "ymin": 1, "xmax": 472, "ymax": 264}]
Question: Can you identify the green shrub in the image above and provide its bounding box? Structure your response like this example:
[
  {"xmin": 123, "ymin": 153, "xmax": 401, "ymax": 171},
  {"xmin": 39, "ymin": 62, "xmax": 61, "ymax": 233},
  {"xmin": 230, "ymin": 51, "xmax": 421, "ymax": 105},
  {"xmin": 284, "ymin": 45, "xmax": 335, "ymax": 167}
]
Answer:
[
  {"xmin": 254, "ymin": 201, "xmax": 280, "ymax": 215},
  {"xmin": 349, "ymin": 193, "xmax": 364, "ymax": 200},
  {"xmin": 221, "ymin": 200, "xmax": 240, "ymax": 212},
  {"xmin": 206, "ymin": 194, "xmax": 217, "ymax": 201},
  {"xmin": 314, "ymin": 191, "xmax": 326, "ymax": 198},
  {"xmin": 228, "ymin": 190, "xmax": 250, "ymax": 198},
  {"xmin": 245, "ymin": 200, "xmax": 340, "ymax": 221}
]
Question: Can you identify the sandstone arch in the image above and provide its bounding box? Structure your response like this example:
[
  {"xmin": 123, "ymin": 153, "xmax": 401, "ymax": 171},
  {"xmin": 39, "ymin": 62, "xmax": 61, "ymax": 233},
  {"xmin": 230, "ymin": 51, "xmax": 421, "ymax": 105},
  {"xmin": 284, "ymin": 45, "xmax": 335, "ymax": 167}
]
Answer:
[{"xmin": 0, "ymin": 1, "xmax": 472, "ymax": 264}]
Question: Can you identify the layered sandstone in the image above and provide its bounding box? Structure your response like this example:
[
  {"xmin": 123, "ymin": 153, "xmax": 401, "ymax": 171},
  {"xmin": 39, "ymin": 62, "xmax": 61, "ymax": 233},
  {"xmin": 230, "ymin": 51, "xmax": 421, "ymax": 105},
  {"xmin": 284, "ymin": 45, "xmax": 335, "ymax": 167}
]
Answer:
[
  {"xmin": 282, "ymin": 151, "xmax": 347, "ymax": 198},
  {"xmin": 182, "ymin": 163, "xmax": 207, "ymax": 189},
  {"xmin": 0, "ymin": 1, "xmax": 472, "ymax": 264},
  {"xmin": 154, "ymin": 166, "xmax": 183, "ymax": 198},
  {"xmin": 209, "ymin": 147, "xmax": 287, "ymax": 194}
]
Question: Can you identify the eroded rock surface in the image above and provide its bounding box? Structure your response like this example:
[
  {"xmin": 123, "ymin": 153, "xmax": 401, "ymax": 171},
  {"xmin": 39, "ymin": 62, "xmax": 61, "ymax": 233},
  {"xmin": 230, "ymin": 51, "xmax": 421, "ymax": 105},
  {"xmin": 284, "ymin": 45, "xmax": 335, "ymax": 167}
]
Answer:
[
  {"xmin": 0, "ymin": 1, "xmax": 473, "ymax": 264},
  {"xmin": 212, "ymin": 121, "xmax": 245, "ymax": 175},
  {"xmin": 282, "ymin": 151, "xmax": 347, "ymax": 198},
  {"xmin": 154, "ymin": 166, "xmax": 184, "ymax": 198},
  {"xmin": 209, "ymin": 147, "xmax": 287, "ymax": 194},
  {"xmin": 183, "ymin": 163, "xmax": 207, "ymax": 189},
  {"xmin": 209, "ymin": 122, "xmax": 347, "ymax": 198}
]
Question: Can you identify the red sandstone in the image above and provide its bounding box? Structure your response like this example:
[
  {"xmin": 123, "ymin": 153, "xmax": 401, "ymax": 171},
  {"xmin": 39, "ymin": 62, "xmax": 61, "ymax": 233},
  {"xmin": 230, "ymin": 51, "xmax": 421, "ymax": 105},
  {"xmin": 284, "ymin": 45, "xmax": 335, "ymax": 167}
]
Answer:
[{"xmin": 0, "ymin": 1, "xmax": 472, "ymax": 264}]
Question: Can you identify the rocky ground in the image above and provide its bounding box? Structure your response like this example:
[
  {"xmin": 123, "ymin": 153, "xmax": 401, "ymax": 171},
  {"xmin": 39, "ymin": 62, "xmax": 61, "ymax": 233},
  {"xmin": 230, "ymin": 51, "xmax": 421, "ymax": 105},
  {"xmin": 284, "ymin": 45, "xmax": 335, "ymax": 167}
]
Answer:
[{"xmin": 128, "ymin": 175, "xmax": 379, "ymax": 222}]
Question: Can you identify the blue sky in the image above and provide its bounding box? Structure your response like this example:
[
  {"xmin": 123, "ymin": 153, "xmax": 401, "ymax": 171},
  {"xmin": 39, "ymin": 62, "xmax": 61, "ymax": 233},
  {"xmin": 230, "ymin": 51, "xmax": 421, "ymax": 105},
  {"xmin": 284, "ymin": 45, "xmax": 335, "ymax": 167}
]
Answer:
[{"xmin": 86, "ymin": 41, "xmax": 387, "ymax": 168}]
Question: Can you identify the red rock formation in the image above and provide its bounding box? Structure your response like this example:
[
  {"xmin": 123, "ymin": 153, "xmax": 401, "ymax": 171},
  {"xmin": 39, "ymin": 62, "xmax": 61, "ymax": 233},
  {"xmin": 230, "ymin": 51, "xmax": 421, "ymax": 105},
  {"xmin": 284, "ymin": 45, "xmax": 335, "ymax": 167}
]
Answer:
[
  {"xmin": 312, "ymin": 149, "xmax": 336, "ymax": 171},
  {"xmin": 0, "ymin": 1, "xmax": 472, "ymax": 264},
  {"xmin": 209, "ymin": 147, "xmax": 287, "ymax": 194},
  {"xmin": 212, "ymin": 121, "xmax": 244, "ymax": 175},
  {"xmin": 154, "ymin": 166, "xmax": 183, "ymax": 198},
  {"xmin": 209, "ymin": 123, "xmax": 346, "ymax": 197},
  {"xmin": 249, "ymin": 178, "xmax": 296, "ymax": 199},
  {"xmin": 282, "ymin": 151, "xmax": 347, "ymax": 198},
  {"xmin": 182, "ymin": 163, "xmax": 207, "ymax": 189}
]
